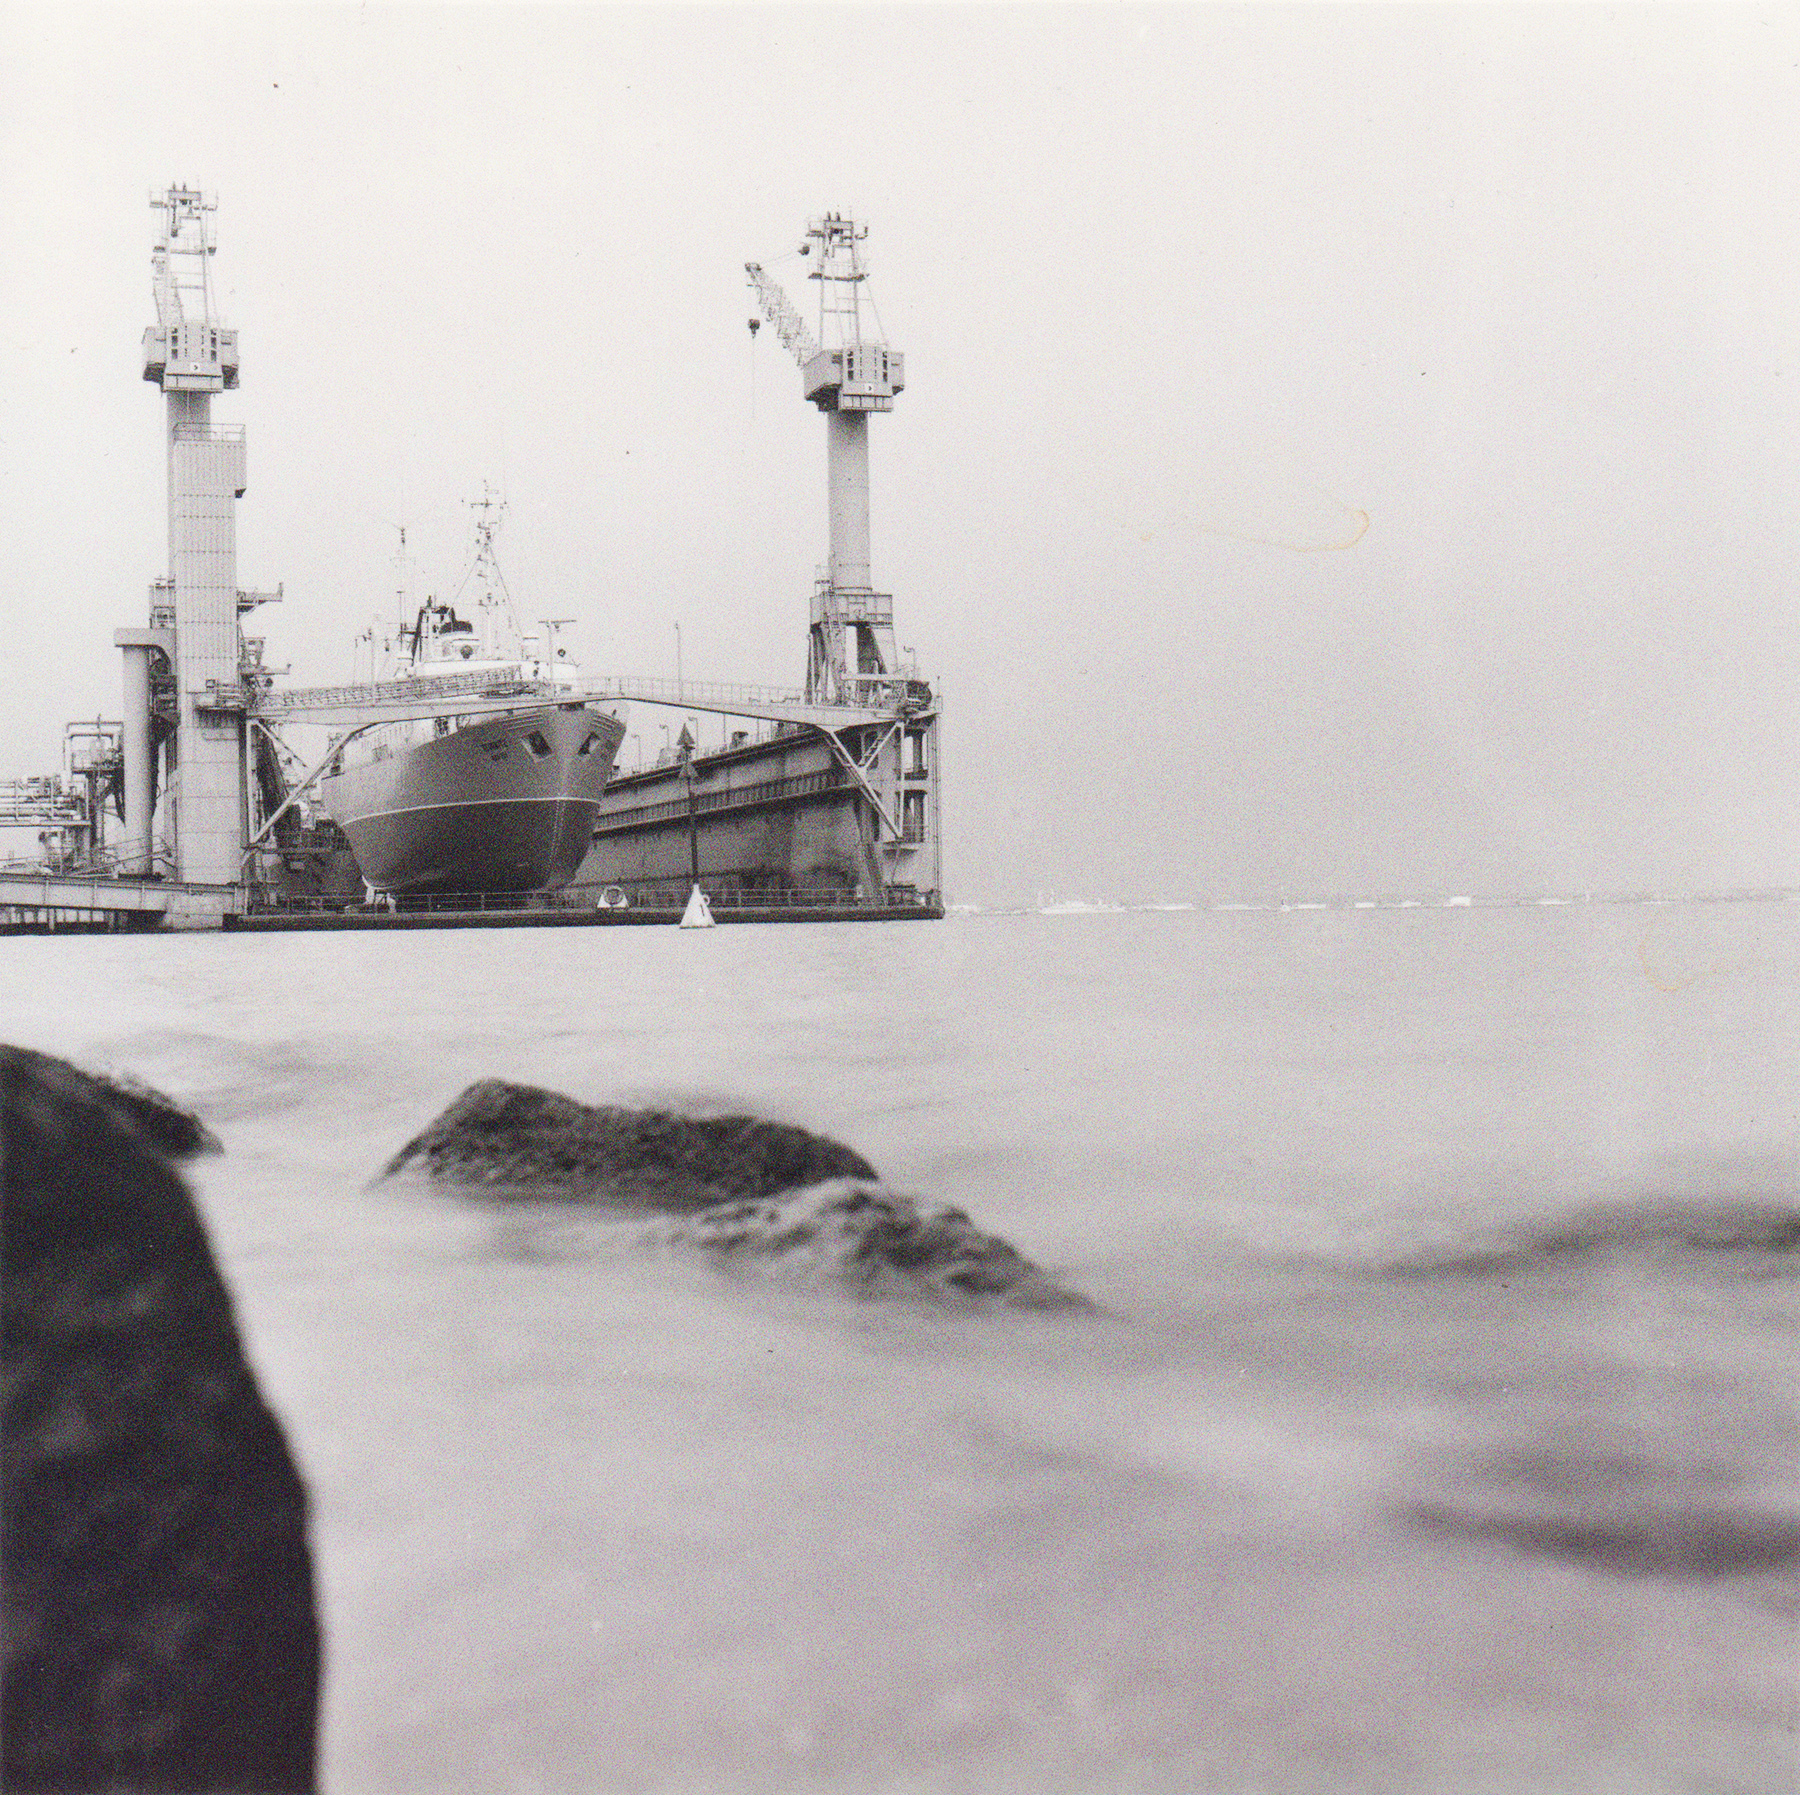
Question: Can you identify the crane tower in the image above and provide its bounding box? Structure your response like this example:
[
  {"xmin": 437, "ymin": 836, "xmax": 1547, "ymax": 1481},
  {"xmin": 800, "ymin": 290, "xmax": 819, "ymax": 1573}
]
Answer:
[
  {"xmin": 131, "ymin": 187, "xmax": 250, "ymax": 882},
  {"xmin": 747, "ymin": 214, "xmax": 905, "ymax": 705}
]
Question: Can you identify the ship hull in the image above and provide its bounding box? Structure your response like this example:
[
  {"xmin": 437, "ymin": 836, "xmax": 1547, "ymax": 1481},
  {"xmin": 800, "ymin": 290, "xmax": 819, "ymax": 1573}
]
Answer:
[{"xmin": 320, "ymin": 704, "xmax": 624, "ymax": 894}]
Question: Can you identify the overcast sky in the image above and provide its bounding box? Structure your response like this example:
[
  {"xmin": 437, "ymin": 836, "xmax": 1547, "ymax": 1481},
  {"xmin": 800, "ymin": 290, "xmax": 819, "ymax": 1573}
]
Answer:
[{"xmin": 2, "ymin": 4, "xmax": 1795, "ymax": 904}]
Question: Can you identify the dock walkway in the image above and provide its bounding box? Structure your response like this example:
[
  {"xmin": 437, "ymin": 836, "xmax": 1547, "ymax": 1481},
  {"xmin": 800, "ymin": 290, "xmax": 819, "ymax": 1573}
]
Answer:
[{"xmin": 1, "ymin": 870, "xmax": 941, "ymax": 934}]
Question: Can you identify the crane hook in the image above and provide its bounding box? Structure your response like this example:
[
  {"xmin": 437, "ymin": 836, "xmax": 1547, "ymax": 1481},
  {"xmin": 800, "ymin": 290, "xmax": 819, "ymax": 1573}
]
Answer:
[{"xmin": 747, "ymin": 317, "xmax": 761, "ymax": 337}]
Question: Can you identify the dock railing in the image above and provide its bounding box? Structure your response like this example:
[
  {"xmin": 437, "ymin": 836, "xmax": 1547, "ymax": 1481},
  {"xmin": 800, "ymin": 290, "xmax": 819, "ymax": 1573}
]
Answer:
[
  {"xmin": 243, "ymin": 881, "xmax": 940, "ymax": 918},
  {"xmin": 251, "ymin": 669, "xmax": 932, "ymax": 730},
  {"xmin": 564, "ymin": 881, "xmax": 934, "ymax": 912},
  {"xmin": 593, "ymin": 766, "xmax": 852, "ymax": 835}
]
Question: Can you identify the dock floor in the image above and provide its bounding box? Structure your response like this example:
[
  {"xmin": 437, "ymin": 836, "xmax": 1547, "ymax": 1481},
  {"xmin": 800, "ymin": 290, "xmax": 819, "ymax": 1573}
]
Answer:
[
  {"xmin": 226, "ymin": 903, "xmax": 943, "ymax": 932},
  {"xmin": 2, "ymin": 869, "xmax": 942, "ymax": 934}
]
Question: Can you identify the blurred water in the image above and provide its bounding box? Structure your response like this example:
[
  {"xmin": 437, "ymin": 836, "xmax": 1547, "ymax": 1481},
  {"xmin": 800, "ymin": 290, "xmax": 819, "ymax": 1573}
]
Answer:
[{"xmin": 3, "ymin": 901, "xmax": 1796, "ymax": 1793}]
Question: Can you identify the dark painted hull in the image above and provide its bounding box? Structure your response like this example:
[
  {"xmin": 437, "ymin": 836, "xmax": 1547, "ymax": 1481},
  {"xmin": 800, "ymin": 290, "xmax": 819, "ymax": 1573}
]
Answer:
[{"xmin": 320, "ymin": 704, "xmax": 624, "ymax": 894}]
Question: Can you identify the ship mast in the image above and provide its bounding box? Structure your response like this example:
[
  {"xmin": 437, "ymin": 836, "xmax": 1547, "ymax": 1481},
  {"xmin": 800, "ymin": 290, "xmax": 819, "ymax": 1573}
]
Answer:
[{"xmin": 449, "ymin": 488, "xmax": 515, "ymax": 660}]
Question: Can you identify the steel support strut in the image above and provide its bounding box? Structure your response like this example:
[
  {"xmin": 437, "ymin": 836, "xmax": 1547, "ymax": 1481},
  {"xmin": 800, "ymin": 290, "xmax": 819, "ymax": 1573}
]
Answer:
[
  {"xmin": 241, "ymin": 721, "xmax": 380, "ymax": 855},
  {"xmin": 808, "ymin": 724, "xmax": 901, "ymax": 840}
]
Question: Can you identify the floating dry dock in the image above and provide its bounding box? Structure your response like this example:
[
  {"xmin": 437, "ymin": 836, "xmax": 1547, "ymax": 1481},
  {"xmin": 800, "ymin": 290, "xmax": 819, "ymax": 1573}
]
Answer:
[{"xmin": 1, "ymin": 197, "xmax": 940, "ymax": 932}]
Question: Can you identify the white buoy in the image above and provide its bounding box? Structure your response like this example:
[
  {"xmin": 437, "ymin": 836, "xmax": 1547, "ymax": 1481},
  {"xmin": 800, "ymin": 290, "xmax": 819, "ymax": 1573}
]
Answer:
[{"xmin": 678, "ymin": 884, "xmax": 714, "ymax": 929}]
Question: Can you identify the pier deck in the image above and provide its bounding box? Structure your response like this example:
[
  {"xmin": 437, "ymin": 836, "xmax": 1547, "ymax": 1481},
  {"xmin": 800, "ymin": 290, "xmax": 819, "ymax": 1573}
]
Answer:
[
  {"xmin": 0, "ymin": 872, "xmax": 234, "ymax": 932},
  {"xmin": 226, "ymin": 901, "xmax": 943, "ymax": 931},
  {"xmin": 1, "ymin": 871, "xmax": 940, "ymax": 934}
]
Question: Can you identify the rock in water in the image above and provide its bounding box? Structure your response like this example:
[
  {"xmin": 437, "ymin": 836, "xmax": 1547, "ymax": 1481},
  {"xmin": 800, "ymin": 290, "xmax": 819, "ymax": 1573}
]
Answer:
[
  {"xmin": 1, "ymin": 1046, "xmax": 320, "ymax": 1794},
  {"xmin": 2, "ymin": 1044, "xmax": 220, "ymax": 1161},
  {"xmin": 383, "ymin": 1084, "xmax": 1092, "ymax": 1307},
  {"xmin": 660, "ymin": 1179, "xmax": 1093, "ymax": 1310},
  {"xmin": 381, "ymin": 1079, "xmax": 878, "ymax": 1211}
]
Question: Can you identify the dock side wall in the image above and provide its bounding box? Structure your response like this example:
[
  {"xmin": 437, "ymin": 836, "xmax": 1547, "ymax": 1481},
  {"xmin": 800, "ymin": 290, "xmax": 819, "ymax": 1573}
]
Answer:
[{"xmin": 577, "ymin": 731, "xmax": 880, "ymax": 899}]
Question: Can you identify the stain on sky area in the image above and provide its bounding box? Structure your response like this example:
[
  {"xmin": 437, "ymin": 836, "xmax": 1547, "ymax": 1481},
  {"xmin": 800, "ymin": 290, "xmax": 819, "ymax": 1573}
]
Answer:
[
  {"xmin": 1136, "ymin": 460, "xmax": 1372, "ymax": 554},
  {"xmin": 1196, "ymin": 503, "xmax": 1371, "ymax": 554}
]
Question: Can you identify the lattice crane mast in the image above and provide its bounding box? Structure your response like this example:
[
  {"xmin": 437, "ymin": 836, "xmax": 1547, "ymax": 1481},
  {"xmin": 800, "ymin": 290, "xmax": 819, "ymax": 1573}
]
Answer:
[
  {"xmin": 746, "ymin": 215, "xmax": 905, "ymax": 705},
  {"xmin": 141, "ymin": 187, "xmax": 238, "ymax": 394},
  {"xmin": 744, "ymin": 261, "xmax": 819, "ymax": 366}
]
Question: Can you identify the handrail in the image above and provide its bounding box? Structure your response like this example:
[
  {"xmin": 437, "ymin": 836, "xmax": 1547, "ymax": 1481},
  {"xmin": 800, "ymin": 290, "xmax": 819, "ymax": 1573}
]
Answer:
[
  {"xmin": 242, "ymin": 881, "xmax": 940, "ymax": 916},
  {"xmin": 253, "ymin": 666, "xmax": 535, "ymax": 716},
  {"xmin": 171, "ymin": 422, "xmax": 246, "ymax": 442},
  {"xmin": 586, "ymin": 673, "xmax": 810, "ymax": 709},
  {"xmin": 253, "ymin": 667, "xmax": 930, "ymax": 725},
  {"xmin": 593, "ymin": 767, "xmax": 849, "ymax": 834}
]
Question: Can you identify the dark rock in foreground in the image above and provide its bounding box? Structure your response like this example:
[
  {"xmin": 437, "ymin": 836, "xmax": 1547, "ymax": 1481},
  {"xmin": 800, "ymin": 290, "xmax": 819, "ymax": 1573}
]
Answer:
[
  {"xmin": 656, "ymin": 1178, "xmax": 1094, "ymax": 1310},
  {"xmin": 1, "ymin": 1045, "xmax": 320, "ymax": 1793},
  {"xmin": 2, "ymin": 1043, "xmax": 220, "ymax": 1161},
  {"xmin": 382, "ymin": 1079, "xmax": 878, "ymax": 1211}
]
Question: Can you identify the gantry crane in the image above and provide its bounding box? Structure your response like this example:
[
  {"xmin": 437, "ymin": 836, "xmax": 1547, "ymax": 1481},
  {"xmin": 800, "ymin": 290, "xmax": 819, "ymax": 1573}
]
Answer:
[
  {"xmin": 747, "ymin": 215, "xmax": 906, "ymax": 705},
  {"xmin": 120, "ymin": 188, "xmax": 280, "ymax": 883},
  {"xmin": 119, "ymin": 190, "xmax": 243, "ymax": 883}
]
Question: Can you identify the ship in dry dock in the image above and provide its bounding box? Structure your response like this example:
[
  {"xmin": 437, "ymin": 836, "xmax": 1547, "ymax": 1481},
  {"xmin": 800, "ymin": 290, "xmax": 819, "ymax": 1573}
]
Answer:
[
  {"xmin": 1, "ymin": 196, "xmax": 939, "ymax": 931},
  {"xmin": 317, "ymin": 500, "xmax": 625, "ymax": 895}
]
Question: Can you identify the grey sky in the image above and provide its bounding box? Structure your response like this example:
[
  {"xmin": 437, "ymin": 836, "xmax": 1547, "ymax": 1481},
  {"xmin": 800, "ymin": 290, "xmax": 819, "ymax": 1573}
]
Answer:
[{"xmin": 2, "ymin": 4, "xmax": 1794, "ymax": 904}]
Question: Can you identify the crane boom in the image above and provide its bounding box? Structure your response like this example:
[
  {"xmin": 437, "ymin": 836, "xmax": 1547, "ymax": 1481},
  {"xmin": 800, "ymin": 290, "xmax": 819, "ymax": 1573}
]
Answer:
[{"xmin": 744, "ymin": 262, "xmax": 819, "ymax": 366}]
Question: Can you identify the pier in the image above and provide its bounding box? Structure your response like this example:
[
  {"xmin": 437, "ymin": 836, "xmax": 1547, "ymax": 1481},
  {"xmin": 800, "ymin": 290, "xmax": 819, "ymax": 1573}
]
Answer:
[
  {"xmin": 0, "ymin": 875, "xmax": 940, "ymax": 934},
  {"xmin": 0, "ymin": 874, "xmax": 233, "ymax": 934}
]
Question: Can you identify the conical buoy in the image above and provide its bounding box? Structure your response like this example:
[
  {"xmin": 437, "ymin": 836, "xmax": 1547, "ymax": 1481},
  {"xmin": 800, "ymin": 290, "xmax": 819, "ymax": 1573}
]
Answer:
[{"xmin": 678, "ymin": 884, "xmax": 715, "ymax": 929}]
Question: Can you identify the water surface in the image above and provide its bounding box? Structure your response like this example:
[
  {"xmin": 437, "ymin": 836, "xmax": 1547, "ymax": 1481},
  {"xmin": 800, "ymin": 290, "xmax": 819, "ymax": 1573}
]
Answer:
[{"xmin": 4, "ymin": 902, "xmax": 1795, "ymax": 1793}]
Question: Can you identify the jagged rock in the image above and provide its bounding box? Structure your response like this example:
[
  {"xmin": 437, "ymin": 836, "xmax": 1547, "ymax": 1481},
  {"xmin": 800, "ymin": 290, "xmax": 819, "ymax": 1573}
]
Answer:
[
  {"xmin": 657, "ymin": 1178, "xmax": 1094, "ymax": 1310},
  {"xmin": 1, "ymin": 1045, "xmax": 320, "ymax": 1794},
  {"xmin": 381, "ymin": 1079, "xmax": 878, "ymax": 1211},
  {"xmin": 1, "ymin": 1044, "xmax": 220, "ymax": 1161}
]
